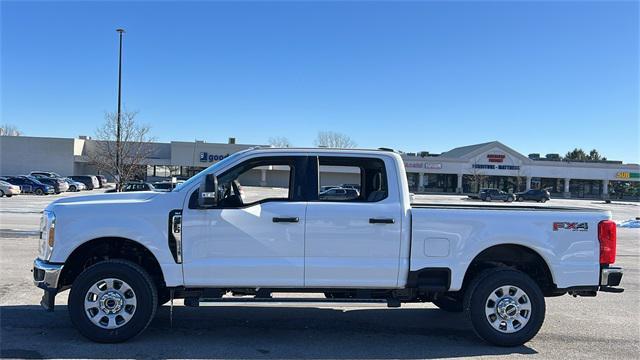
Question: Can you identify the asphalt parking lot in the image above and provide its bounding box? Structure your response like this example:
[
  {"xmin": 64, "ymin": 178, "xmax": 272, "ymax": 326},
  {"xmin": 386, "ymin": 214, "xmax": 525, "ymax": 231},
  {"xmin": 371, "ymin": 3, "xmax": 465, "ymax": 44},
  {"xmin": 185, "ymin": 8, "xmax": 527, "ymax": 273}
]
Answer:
[{"xmin": 1, "ymin": 191, "xmax": 638, "ymax": 359}]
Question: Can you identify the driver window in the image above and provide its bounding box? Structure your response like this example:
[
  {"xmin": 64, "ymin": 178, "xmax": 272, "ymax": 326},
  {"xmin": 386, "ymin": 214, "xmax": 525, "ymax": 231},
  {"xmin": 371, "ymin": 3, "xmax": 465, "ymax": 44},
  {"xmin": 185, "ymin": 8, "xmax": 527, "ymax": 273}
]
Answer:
[{"xmin": 216, "ymin": 159, "xmax": 293, "ymax": 207}]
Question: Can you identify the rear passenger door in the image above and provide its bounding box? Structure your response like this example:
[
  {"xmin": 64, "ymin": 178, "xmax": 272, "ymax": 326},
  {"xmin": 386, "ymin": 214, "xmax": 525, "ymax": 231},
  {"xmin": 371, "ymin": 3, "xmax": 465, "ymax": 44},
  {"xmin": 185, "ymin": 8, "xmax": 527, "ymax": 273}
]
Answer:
[{"xmin": 304, "ymin": 156, "xmax": 403, "ymax": 288}]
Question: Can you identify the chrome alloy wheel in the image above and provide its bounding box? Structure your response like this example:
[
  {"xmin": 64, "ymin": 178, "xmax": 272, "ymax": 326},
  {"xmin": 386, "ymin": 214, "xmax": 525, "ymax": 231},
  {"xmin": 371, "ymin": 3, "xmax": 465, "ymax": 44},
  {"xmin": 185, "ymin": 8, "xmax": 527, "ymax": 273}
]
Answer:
[
  {"xmin": 485, "ymin": 285, "xmax": 532, "ymax": 333},
  {"xmin": 84, "ymin": 278, "xmax": 137, "ymax": 329}
]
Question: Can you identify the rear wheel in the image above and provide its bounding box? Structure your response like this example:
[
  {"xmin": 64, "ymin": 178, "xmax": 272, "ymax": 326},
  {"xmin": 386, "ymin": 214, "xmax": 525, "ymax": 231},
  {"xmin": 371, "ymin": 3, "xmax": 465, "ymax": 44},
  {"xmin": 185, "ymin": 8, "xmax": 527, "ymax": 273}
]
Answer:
[
  {"xmin": 68, "ymin": 260, "xmax": 157, "ymax": 343},
  {"xmin": 485, "ymin": 196, "xmax": 492, "ymax": 201},
  {"xmin": 464, "ymin": 268, "xmax": 545, "ymax": 347},
  {"xmin": 69, "ymin": 185, "xmax": 77, "ymax": 192},
  {"xmin": 0, "ymin": 190, "xmax": 4, "ymax": 197},
  {"xmin": 35, "ymin": 188, "xmax": 44, "ymax": 195}
]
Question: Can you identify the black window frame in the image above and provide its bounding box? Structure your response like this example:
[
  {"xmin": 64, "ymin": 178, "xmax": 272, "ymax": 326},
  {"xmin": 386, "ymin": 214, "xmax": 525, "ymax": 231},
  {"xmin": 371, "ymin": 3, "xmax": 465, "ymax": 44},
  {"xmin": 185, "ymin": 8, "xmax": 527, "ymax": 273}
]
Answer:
[
  {"xmin": 311, "ymin": 155, "xmax": 389, "ymax": 203},
  {"xmin": 189, "ymin": 156, "xmax": 311, "ymax": 210}
]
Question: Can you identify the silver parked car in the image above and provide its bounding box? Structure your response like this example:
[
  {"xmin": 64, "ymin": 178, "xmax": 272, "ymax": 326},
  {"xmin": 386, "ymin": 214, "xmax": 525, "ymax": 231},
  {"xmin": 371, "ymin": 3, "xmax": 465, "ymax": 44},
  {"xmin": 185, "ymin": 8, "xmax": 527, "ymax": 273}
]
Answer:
[{"xmin": 0, "ymin": 180, "xmax": 21, "ymax": 197}]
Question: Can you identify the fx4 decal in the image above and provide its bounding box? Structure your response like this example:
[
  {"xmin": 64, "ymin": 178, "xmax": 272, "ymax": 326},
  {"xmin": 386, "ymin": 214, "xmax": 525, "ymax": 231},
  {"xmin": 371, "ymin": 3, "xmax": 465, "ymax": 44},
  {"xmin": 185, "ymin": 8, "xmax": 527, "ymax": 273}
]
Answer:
[{"xmin": 553, "ymin": 222, "xmax": 588, "ymax": 231}]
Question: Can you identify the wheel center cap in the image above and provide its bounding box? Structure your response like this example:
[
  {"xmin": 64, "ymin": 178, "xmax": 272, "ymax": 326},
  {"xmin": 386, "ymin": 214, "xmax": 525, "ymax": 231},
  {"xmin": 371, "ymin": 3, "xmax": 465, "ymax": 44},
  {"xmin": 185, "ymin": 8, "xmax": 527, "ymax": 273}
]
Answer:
[
  {"xmin": 99, "ymin": 291, "xmax": 124, "ymax": 314},
  {"xmin": 496, "ymin": 298, "xmax": 519, "ymax": 320}
]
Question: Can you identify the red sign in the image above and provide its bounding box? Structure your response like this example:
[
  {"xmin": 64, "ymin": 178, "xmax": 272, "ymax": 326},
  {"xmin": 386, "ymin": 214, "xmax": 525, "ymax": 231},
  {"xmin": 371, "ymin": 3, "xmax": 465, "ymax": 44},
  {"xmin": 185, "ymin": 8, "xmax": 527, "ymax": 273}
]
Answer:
[{"xmin": 487, "ymin": 154, "xmax": 505, "ymax": 163}]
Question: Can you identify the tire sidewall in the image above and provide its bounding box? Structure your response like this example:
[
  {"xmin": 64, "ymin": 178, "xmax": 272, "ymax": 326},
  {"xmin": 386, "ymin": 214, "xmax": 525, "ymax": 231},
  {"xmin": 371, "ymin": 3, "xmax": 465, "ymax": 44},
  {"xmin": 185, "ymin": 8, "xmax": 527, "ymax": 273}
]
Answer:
[
  {"xmin": 68, "ymin": 261, "xmax": 157, "ymax": 343},
  {"xmin": 35, "ymin": 188, "xmax": 44, "ymax": 195},
  {"xmin": 466, "ymin": 269, "xmax": 545, "ymax": 347}
]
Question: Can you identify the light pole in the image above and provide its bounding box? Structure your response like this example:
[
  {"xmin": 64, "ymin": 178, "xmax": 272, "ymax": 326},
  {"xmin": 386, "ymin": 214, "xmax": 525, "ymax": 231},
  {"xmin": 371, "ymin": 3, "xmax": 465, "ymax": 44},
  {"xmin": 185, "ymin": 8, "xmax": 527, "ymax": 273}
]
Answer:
[{"xmin": 115, "ymin": 28, "xmax": 125, "ymax": 190}]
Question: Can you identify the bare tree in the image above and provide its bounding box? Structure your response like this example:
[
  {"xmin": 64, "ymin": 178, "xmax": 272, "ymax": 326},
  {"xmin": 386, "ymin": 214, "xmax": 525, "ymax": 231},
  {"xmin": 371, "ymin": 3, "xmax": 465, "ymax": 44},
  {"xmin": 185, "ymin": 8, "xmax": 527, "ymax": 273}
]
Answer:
[
  {"xmin": 268, "ymin": 136, "xmax": 292, "ymax": 148},
  {"xmin": 0, "ymin": 124, "xmax": 22, "ymax": 136},
  {"xmin": 314, "ymin": 131, "xmax": 357, "ymax": 148},
  {"xmin": 88, "ymin": 111, "xmax": 155, "ymax": 191},
  {"xmin": 468, "ymin": 161, "xmax": 487, "ymax": 193}
]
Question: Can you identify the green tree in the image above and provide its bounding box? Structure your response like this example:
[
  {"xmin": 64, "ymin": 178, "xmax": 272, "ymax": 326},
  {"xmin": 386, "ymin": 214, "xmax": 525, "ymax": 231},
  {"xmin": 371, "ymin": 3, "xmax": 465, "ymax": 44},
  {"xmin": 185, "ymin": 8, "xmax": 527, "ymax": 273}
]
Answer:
[{"xmin": 564, "ymin": 148, "xmax": 607, "ymax": 161}]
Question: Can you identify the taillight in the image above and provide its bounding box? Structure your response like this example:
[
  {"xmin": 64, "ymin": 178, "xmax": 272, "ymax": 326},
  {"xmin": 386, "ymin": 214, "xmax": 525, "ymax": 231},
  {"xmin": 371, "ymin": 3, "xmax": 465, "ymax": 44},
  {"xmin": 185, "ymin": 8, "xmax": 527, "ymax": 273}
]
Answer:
[{"xmin": 598, "ymin": 220, "xmax": 617, "ymax": 265}]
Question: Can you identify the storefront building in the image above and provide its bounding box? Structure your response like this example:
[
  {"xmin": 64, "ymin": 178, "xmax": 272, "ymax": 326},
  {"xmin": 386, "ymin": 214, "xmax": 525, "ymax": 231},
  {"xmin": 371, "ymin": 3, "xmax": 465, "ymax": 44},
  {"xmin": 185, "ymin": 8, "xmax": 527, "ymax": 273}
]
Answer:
[{"xmin": 403, "ymin": 141, "xmax": 640, "ymax": 199}]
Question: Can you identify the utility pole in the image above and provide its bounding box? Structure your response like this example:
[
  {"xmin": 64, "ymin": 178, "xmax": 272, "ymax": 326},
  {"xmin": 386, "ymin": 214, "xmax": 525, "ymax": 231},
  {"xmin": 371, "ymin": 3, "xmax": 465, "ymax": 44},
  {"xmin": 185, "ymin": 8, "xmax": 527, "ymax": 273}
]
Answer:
[{"xmin": 115, "ymin": 28, "xmax": 125, "ymax": 190}]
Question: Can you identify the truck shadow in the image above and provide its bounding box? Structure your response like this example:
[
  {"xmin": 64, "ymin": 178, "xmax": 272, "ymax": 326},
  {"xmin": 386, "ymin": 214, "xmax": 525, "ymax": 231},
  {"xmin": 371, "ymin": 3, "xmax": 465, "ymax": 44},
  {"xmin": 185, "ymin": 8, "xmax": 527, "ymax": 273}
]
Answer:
[{"xmin": 1, "ymin": 305, "xmax": 537, "ymax": 359}]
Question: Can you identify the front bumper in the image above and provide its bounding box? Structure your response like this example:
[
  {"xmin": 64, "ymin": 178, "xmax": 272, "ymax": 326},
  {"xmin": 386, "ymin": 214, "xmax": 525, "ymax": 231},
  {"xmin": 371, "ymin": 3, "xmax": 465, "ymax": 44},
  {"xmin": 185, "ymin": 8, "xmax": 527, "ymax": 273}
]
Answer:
[{"xmin": 33, "ymin": 259, "xmax": 63, "ymax": 311}]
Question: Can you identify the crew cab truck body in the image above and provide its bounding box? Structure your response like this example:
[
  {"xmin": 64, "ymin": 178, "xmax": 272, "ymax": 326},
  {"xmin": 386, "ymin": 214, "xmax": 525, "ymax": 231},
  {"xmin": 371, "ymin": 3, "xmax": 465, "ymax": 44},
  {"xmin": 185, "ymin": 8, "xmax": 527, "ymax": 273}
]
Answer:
[{"xmin": 33, "ymin": 148, "xmax": 623, "ymax": 346}]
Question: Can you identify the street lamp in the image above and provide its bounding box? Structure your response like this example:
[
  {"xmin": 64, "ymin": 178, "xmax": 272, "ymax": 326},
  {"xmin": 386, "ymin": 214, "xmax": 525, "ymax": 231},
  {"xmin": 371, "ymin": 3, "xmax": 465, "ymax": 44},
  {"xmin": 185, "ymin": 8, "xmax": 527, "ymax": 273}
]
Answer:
[{"xmin": 115, "ymin": 28, "xmax": 125, "ymax": 190}]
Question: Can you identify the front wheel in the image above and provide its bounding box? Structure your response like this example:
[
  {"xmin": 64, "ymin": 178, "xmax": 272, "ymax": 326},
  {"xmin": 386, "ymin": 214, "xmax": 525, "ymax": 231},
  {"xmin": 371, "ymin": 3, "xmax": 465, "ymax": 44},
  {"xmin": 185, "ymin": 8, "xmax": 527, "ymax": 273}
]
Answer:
[
  {"xmin": 35, "ymin": 188, "xmax": 44, "ymax": 195},
  {"xmin": 464, "ymin": 268, "xmax": 545, "ymax": 347},
  {"xmin": 69, "ymin": 185, "xmax": 77, "ymax": 192},
  {"xmin": 485, "ymin": 196, "xmax": 492, "ymax": 202},
  {"xmin": 68, "ymin": 260, "xmax": 157, "ymax": 343}
]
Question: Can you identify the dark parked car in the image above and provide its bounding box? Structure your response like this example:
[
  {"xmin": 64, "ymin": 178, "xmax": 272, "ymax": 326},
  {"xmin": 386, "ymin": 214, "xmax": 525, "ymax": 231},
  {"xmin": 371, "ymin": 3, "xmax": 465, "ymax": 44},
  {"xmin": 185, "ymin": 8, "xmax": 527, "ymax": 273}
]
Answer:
[
  {"xmin": 123, "ymin": 182, "xmax": 155, "ymax": 192},
  {"xmin": 69, "ymin": 175, "xmax": 99, "ymax": 190},
  {"xmin": 1, "ymin": 176, "xmax": 55, "ymax": 195},
  {"xmin": 32, "ymin": 175, "xmax": 69, "ymax": 193},
  {"xmin": 516, "ymin": 189, "xmax": 551, "ymax": 203},
  {"xmin": 319, "ymin": 187, "xmax": 359, "ymax": 201},
  {"xmin": 152, "ymin": 181, "xmax": 184, "ymax": 192},
  {"xmin": 479, "ymin": 188, "xmax": 515, "ymax": 202}
]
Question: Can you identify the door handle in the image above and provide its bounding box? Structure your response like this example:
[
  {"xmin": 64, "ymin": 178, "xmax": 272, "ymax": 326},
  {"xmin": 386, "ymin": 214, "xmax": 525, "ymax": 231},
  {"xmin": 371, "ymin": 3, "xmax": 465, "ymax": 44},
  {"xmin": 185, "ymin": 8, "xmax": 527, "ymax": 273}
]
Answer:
[
  {"xmin": 369, "ymin": 218, "xmax": 395, "ymax": 224},
  {"xmin": 273, "ymin": 217, "xmax": 299, "ymax": 223}
]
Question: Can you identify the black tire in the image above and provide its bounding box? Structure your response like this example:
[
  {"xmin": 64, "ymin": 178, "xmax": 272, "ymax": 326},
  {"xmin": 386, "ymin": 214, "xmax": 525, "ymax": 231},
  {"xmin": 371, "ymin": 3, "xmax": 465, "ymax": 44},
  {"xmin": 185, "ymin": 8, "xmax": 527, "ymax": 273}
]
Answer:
[
  {"xmin": 0, "ymin": 190, "xmax": 4, "ymax": 197},
  {"xmin": 6, "ymin": 194, "xmax": 12, "ymax": 198},
  {"xmin": 68, "ymin": 259, "xmax": 157, "ymax": 343},
  {"xmin": 433, "ymin": 294, "xmax": 463, "ymax": 312},
  {"xmin": 35, "ymin": 188, "xmax": 44, "ymax": 195},
  {"xmin": 505, "ymin": 196, "xmax": 514, "ymax": 203},
  {"xmin": 69, "ymin": 185, "xmax": 77, "ymax": 192},
  {"xmin": 485, "ymin": 196, "xmax": 492, "ymax": 201},
  {"xmin": 517, "ymin": 197, "xmax": 524, "ymax": 202},
  {"xmin": 464, "ymin": 268, "xmax": 545, "ymax": 347}
]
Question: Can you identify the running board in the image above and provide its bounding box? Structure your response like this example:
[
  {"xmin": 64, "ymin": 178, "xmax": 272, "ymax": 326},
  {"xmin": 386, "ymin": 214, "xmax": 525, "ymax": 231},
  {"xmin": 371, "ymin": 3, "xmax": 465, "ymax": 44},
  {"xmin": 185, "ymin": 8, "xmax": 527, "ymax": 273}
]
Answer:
[{"xmin": 190, "ymin": 297, "xmax": 400, "ymax": 307}]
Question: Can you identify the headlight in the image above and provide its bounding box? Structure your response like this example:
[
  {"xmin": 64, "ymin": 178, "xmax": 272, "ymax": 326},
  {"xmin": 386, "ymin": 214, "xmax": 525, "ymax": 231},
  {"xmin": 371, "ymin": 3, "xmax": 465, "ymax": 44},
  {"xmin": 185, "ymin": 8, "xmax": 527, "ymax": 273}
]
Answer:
[{"xmin": 39, "ymin": 211, "xmax": 56, "ymax": 260}]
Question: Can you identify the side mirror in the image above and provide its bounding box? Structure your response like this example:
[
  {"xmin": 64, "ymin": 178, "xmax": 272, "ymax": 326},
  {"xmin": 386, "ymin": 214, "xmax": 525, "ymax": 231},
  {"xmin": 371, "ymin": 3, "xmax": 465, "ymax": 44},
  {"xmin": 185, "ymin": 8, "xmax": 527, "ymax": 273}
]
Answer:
[{"xmin": 198, "ymin": 173, "xmax": 218, "ymax": 208}]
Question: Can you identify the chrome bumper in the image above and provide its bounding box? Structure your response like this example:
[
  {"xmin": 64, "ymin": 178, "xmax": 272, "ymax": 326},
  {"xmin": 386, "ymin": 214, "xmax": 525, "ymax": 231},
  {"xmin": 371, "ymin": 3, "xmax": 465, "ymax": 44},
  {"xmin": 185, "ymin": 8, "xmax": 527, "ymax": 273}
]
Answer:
[
  {"xmin": 33, "ymin": 258, "xmax": 63, "ymax": 289},
  {"xmin": 600, "ymin": 266, "xmax": 623, "ymax": 287}
]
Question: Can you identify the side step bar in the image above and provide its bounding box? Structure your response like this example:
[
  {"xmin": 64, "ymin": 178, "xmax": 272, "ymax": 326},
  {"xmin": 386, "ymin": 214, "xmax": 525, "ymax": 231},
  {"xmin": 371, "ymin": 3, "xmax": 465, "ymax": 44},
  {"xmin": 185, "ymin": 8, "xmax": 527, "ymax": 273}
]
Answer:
[{"xmin": 188, "ymin": 297, "xmax": 401, "ymax": 307}]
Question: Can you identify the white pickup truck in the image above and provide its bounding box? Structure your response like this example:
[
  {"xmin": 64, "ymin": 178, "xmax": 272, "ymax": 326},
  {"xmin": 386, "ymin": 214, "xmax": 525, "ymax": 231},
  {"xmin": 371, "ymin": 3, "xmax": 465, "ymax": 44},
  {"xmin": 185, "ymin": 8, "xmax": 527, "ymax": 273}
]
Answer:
[{"xmin": 33, "ymin": 148, "xmax": 623, "ymax": 346}]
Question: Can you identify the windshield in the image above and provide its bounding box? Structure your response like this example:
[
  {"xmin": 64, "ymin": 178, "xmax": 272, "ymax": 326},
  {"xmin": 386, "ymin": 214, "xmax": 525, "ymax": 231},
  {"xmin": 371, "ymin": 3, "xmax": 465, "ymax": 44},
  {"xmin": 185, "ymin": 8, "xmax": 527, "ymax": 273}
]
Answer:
[{"xmin": 174, "ymin": 149, "xmax": 252, "ymax": 192}]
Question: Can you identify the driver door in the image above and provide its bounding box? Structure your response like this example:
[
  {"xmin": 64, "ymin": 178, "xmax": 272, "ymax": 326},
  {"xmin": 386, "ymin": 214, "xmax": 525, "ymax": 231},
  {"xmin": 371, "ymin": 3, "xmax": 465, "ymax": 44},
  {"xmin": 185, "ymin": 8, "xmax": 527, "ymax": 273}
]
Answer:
[{"xmin": 181, "ymin": 156, "xmax": 308, "ymax": 287}]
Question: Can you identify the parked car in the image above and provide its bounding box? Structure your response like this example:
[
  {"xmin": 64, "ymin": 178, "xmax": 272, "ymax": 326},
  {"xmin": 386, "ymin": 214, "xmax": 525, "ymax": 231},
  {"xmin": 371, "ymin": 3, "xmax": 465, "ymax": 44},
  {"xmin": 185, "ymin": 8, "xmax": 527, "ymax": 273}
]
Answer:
[
  {"xmin": 33, "ymin": 148, "xmax": 623, "ymax": 346},
  {"xmin": 62, "ymin": 177, "xmax": 86, "ymax": 192},
  {"xmin": 479, "ymin": 188, "xmax": 515, "ymax": 202},
  {"xmin": 152, "ymin": 181, "xmax": 184, "ymax": 192},
  {"xmin": 341, "ymin": 183, "xmax": 361, "ymax": 192},
  {"xmin": 32, "ymin": 175, "xmax": 69, "ymax": 193},
  {"xmin": 0, "ymin": 180, "xmax": 21, "ymax": 197},
  {"xmin": 2, "ymin": 176, "xmax": 54, "ymax": 195},
  {"xmin": 123, "ymin": 182, "xmax": 156, "ymax": 192},
  {"xmin": 516, "ymin": 189, "xmax": 551, "ymax": 203},
  {"xmin": 320, "ymin": 185, "xmax": 339, "ymax": 192},
  {"xmin": 69, "ymin": 176, "xmax": 100, "ymax": 190},
  {"xmin": 30, "ymin": 171, "xmax": 64, "ymax": 178},
  {"xmin": 96, "ymin": 175, "xmax": 108, "ymax": 188},
  {"xmin": 319, "ymin": 187, "xmax": 360, "ymax": 201}
]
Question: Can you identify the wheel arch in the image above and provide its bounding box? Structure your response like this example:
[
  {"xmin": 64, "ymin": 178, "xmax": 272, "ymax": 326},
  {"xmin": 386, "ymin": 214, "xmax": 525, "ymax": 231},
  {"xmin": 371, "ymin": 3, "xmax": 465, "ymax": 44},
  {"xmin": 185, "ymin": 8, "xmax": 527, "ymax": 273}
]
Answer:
[
  {"xmin": 462, "ymin": 243, "xmax": 556, "ymax": 296},
  {"xmin": 58, "ymin": 237, "xmax": 166, "ymax": 292}
]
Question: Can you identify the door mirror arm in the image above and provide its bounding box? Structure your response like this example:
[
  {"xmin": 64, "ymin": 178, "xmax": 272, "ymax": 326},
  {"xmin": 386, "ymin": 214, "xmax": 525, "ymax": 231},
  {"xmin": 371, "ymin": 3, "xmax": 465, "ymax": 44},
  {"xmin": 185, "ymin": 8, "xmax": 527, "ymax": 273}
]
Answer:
[{"xmin": 198, "ymin": 173, "xmax": 218, "ymax": 208}]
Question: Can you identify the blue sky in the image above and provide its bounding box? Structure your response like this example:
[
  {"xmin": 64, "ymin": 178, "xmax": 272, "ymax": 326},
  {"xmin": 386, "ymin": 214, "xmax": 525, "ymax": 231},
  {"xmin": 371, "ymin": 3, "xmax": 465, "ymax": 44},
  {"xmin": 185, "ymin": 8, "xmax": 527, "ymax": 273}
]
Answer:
[{"xmin": 2, "ymin": 1, "xmax": 638, "ymax": 163}]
